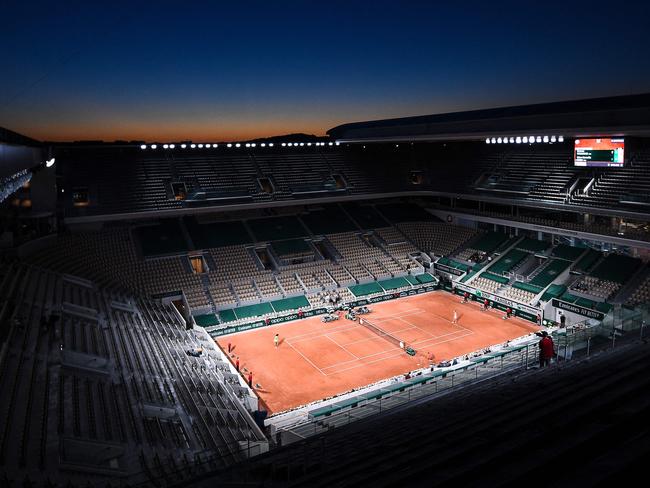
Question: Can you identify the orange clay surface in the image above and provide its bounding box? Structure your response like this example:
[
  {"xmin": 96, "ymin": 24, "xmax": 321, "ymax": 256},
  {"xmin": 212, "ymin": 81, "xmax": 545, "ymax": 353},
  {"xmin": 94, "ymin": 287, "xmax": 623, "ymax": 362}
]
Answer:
[{"xmin": 216, "ymin": 291, "xmax": 540, "ymax": 414}]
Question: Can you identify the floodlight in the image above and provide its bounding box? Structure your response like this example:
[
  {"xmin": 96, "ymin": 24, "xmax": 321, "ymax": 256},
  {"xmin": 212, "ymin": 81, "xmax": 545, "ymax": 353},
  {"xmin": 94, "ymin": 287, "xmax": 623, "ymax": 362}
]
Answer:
[
  {"xmin": 198, "ymin": 144, "xmax": 204, "ymax": 148},
  {"xmin": 235, "ymin": 143, "xmax": 241, "ymax": 147},
  {"xmin": 281, "ymin": 142, "xmax": 286, "ymax": 146},
  {"xmin": 269, "ymin": 143, "xmax": 274, "ymax": 147},
  {"xmin": 522, "ymin": 137, "xmax": 528, "ymax": 143},
  {"xmin": 558, "ymin": 136, "xmax": 564, "ymax": 142},
  {"xmin": 205, "ymin": 144, "xmax": 211, "ymax": 148},
  {"xmin": 516, "ymin": 137, "xmax": 522, "ymax": 144},
  {"xmin": 169, "ymin": 144, "xmax": 175, "ymax": 149},
  {"xmin": 45, "ymin": 158, "xmax": 55, "ymax": 168},
  {"xmin": 497, "ymin": 137, "xmax": 502, "ymax": 144},
  {"xmin": 536, "ymin": 136, "xmax": 542, "ymax": 143},
  {"xmin": 543, "ymin": 136, "xmax": 549, "ymax": 143},
  {"xmin": 550, "ymin": 136, "xmax": 556, "ymax": 143},
  {"xmin": 151, "ymin": 144, "xmax": 157, "ymax": 149},
  {"xmin": 181, "ymin": 144, "xmax": 186, "ymax": 148},
  {"xmin": 163, "ymin": 144, "xmax": 169, "ymax": 149},
  {"xmin": 509, "ymin": 137, "xmax": 515, "ymax": 143},
  {"xmin": 140, "ymin": 144, "xmax": 146, "ymax": 150},
  {"xmin": 190, "ymin": 144, "xmax": 196, "ymax": 148}
]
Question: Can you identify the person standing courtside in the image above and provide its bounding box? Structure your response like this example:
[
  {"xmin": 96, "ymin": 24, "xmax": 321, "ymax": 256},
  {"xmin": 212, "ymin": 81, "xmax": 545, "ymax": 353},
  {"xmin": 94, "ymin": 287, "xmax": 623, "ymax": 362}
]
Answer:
[{"xmin": 274, "ymin": 333, "xmax": 280, "ymax": 348}]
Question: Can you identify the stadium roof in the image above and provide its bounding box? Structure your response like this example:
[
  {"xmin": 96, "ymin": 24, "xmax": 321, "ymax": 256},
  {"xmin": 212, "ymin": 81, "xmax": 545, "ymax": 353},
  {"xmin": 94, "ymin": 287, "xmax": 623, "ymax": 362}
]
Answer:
[
  {"xmin": 0, "ymin": 126, "xmax": 41, "ymax": 146},
  {"xmin": 328, "ymin": 93, "xmax": 650, "ymax": 143}
]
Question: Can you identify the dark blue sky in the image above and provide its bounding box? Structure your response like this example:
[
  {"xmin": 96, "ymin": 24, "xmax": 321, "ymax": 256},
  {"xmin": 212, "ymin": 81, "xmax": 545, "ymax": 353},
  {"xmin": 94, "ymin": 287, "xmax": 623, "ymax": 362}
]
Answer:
[{"xmin": 1, "ymin": 0, "xmax": 649, "ymax": 141}]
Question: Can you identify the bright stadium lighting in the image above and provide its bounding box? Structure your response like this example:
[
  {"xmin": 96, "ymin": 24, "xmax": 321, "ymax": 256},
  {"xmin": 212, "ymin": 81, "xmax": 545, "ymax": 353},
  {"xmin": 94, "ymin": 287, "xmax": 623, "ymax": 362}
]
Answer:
[
  {"xmin": 509, "ymin": 137, "xmax": 515, "ymax": 143},
  {"xmin": 227, "ymin": 143, "xmax": 232, "ymax": 147},
  {"xmin": 288, "ymin": 143, "xmax": 293, "ymax": 146},
  {"xmin": 300, "ymin": 142, "xmax": 305, "ymax": 146},
  {"xmin": 490, "ymin": 138, "xmax": 496, "ymax": 144},
  {"xmin": 181, "ymin": 144, "xmax": 186, "ymax": 148},
  {"xmin": 163, "ymin": 144, "xmax": 169, "ymax": 149},
  {"xmin": 213, "ymin": 143, "xmax": 218, "ymax": 148},
  {"xmin": 45, "ymin": 158, "xmax": 55, "ymax": 168},
  {"xmin": 235, "ymin": 143, "xmax": 241, "ymax": 147},
  {"xmin": 169, "ymin": 144, "xmax": 175, "ymax": 149},
  {"xmin": 329, "ymin": 142, "xmax": 334, "ymax": 146},
  {"xmin": 245, "ymin": 143, "xmax": 251, "ymax": 147},
  {"xmin": 307, "ymin": 142, "xmax": 312, "ymax": 146},
  {"xmin": 543, "ymin": 136, "xmax": 549, "ymax": 143},
  {"xmin": 558, "ymin": 136, "xmax": 564, "ymax": 142},
  {"xmin": 516, "ymin": 137, "xmax": 522, "ymax": 144},
  {"xmin": 536, "ymin": 136, "xmax": 542, "ymax": 143},
  {"xmin": 269, "ymin": 143, "xmax": 274, "ymax": 147},
  {"xmin": 522, "ymin": 137, "xmax": 528, "ymax": 143},
  {"xmin": 190, "ymin": 144, "xmax": 196, "ymax": 148},
  {"xmin": 251, "ymin": 143, "xmax": 256, "ymax": 147},
  {"xmin": 140, "ymin": 144, "xmax": 146, "ymax": 150},
  {"xmin": 550, "ymin": 136, "xmax": 557, "ymax": 143},
  {"xmin": 261, "ymin": 143, "xmax": 266, "ymax": 147},
  {"xmin": 281, "ymin": 142, "xmax": 286, "ymax": 146},
  {"xmin": 485, "ymin": 138, "xmax": 490, "ymax": 144},
  {"xmin": 497, "ymin": 137, "xmax": 502, "ymax": 144},
  {"xmin": 151, "ymin": 144, "xmax": 157, "ymax": 149},
  {"xmin": 205, "ymin": 144, "xmax": 211, "ymax": 148},
  {"xmin": 198, "ymin": 144, "xmax": 204, "ymax": 148}
]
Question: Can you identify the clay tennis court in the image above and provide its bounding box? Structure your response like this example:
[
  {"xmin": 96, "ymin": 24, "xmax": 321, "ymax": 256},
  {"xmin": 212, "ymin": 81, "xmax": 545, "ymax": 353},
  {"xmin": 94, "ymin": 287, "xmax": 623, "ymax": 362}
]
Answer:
[{"xmin": 216, "ymin": 291, "xmax": 540, "ymax": 414}]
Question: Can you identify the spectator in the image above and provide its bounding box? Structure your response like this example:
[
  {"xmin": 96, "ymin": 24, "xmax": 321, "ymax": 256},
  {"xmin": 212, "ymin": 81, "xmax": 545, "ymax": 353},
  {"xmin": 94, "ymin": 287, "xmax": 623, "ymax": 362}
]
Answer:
[{"xmin": 538, "ymin": 331, "xmax": 555, "ymax": 367}]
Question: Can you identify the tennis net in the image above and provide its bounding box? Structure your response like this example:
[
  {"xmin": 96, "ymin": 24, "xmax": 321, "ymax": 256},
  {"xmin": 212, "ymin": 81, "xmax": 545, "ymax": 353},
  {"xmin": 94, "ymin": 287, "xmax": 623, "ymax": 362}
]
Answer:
[{"xmin": 359, "ymin": 318, "xmax": 406, "ymax": 350}]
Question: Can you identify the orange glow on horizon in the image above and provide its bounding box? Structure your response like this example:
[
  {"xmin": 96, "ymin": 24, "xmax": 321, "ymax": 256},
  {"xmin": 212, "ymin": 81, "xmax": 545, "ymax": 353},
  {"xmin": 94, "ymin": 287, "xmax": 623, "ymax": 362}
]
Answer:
[{"xmin": 16, "ymin": 121, "xmax": 332, "ymax": 143}]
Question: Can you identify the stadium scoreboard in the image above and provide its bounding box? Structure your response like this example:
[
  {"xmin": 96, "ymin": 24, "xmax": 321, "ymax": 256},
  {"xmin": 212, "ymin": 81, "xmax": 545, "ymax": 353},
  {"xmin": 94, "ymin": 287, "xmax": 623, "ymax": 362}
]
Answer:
[{"xmin": 574, "ymin": 138, "xmax": 625, "ymax": 167}]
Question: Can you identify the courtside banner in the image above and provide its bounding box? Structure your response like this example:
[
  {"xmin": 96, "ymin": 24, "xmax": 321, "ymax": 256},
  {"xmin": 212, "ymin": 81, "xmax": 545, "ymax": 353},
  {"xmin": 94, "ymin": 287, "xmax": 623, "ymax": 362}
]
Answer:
[
  {"xmin": 434, "ymin": 262, "xmax": 465, "ymax": 276},
  {"xmin": 454, "ymin": 282, "xmax": 539, "ymax": 321},
  {"xmin": 551, "ymin": 299, "xmax": 605, "ymax": 320},
  {"xmin": 210, "ymin": 284, "xmax": 440, "ymax": 336}
]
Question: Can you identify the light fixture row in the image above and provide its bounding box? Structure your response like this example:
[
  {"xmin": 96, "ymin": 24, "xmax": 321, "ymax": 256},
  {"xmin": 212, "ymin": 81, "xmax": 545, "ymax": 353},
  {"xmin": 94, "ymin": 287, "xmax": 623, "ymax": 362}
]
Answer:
[
  {"xmin": 140, "ymin": 141, "xmax": 339, "ymax": 150},
  {"xmin": 485, "ymin": 135, "xmax": 564, "ymax": 144}
]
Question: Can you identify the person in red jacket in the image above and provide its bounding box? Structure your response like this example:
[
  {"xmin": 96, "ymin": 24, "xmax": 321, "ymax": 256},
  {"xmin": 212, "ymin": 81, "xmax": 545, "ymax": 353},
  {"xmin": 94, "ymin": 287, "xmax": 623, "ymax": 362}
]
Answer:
[
  {"xmin": 539, "ymin": 331, "xmax": 554, "ymax": 367},
  {"xmin": 483, "ymin": 298, "xmax": 489, "ymax": 311}
]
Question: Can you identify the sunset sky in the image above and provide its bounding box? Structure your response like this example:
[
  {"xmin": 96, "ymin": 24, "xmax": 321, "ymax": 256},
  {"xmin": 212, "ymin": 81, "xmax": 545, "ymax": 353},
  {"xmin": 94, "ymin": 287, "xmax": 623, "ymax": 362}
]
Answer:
[{"xmin": 1, "ymin": 0, "xmax": 649, "ymax": 142}]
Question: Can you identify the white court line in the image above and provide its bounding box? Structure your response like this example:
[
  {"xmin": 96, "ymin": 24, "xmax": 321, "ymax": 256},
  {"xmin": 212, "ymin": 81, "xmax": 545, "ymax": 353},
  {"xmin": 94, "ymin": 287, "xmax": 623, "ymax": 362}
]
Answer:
[
  {"xmin": 285, "ymin": 341, "xmax": 327, "ymax": 377},
  {"xmin": 371, "ymin": 309, "xmax": 425, "ymax": 322},
  {"xmin": 321, "ymin": 339, "xmax": 403, "ymax": 370},
  {"xmin": 285, "ymin": 321, "xmax": 359, "ymax": 342},
  {"xmin": 324, "ymin": 334, "xmax": 360, "ymax": 360},
  {"xmin": 325, "ymin": 348, "xmax": 410, "ymax": 375},
  {"xmin": 409, "ymin": 330, "xmax": 474, "ymax": 350},
  {"xmin": 326, "ymin": 330, "xmax": 476, "ymax": 376},
  {"xmin": 333, "ymin": 322, "xmax": 428, "ymax": 348}
]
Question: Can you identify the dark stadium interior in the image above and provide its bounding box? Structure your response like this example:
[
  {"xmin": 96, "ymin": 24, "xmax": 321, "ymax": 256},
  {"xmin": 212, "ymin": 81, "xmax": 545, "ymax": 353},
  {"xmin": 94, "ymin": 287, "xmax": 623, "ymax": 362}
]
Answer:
[
  {"xmin": 2, "ymin": 4, "xmax": 650, "ymax": 486},
  {"xmin": 2, "ymin": 92, "xmax": 650, "ymax": 487}
]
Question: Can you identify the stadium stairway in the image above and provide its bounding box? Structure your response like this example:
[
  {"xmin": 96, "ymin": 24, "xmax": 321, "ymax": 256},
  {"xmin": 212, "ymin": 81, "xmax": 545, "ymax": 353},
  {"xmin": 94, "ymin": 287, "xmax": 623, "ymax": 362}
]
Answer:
[{"xmin": 190, "ymin": 339, "xmax": 650, "ymax": 488}]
